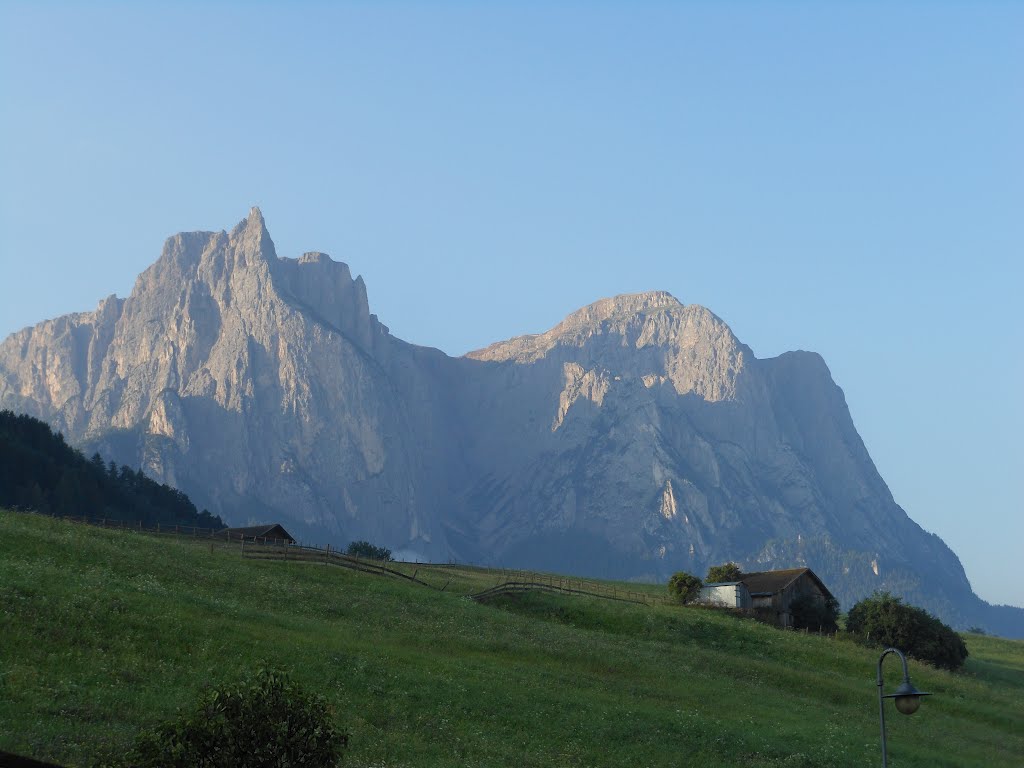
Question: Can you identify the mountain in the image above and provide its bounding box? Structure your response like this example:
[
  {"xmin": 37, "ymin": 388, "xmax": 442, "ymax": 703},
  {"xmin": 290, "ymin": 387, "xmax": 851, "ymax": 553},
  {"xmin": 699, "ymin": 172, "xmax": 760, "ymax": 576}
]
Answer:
[{"xmin": 2, "ymin": 208, "xmax": 1019, "ymax": 636}]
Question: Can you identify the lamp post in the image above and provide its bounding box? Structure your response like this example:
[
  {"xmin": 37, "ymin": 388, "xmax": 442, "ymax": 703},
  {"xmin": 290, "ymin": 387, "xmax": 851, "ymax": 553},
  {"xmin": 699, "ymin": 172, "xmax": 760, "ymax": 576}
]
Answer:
[{"xmin": 877, "ymin": 647, "xmax": 932, "ymax": 767}]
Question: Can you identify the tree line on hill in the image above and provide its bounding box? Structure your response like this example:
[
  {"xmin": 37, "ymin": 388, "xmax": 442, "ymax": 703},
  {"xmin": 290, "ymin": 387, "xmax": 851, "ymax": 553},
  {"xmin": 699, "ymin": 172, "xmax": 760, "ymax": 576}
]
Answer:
[{"xmin": 0, "ymin": 410, "xmax": 222, "ymax": 530}]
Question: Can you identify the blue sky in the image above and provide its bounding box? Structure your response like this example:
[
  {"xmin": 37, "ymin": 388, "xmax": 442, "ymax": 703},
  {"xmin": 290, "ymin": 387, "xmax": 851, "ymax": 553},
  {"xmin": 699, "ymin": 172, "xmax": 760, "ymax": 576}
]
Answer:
[{"xmin": 1, "ymin": 2, "xmax": 1021, "ymax": 606}]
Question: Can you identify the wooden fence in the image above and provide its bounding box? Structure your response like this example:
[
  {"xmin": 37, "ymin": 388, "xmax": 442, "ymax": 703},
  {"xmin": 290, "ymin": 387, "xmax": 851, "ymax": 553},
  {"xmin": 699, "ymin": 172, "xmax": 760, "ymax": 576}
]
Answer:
[
  {"xmin": 9, "ymin": 509, "xmax": 670, "ymax": 607},
  {"xmin": 239, "ymin": 539, "xmax": 437, "ymax": 588},
  {"xmin": 237, "ymin": 540, "xmax": 670, "ymax": 606},
  {"xmin": 467, "ymin": 579, "xmax": 663, "ymax": 606}
]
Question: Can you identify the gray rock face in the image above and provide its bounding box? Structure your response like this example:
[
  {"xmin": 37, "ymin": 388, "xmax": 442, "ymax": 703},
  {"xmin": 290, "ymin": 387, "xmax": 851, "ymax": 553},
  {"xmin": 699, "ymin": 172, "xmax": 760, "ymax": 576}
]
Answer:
[{"xmin": 2, "ymin": 209, "xmax": 1018, "ymax": 634}]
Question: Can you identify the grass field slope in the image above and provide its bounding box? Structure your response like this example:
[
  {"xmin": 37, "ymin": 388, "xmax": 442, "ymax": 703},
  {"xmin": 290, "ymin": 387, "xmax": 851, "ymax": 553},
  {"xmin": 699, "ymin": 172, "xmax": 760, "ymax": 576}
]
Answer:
[{"xmin": 1, "ymin": 511, "xmax": 1022, "ymax": 767}]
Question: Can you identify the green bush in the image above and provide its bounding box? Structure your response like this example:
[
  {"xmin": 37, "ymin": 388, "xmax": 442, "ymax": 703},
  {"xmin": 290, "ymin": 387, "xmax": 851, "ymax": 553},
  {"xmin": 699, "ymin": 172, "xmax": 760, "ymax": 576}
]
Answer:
[
  {"xmin": 789, "ymin": 593, "xmax": 840, "ymax": 633},
  {"xmin": 345, "ymin": 540, "xmax": 393, "ymax": 561},
  {"xmin": 127, "ymin": 667, "xmax": 347, "ymax": 767},
  {"xmin": 667, "ymin": 571, "xmax": 703, "ymax": 604},
  {"xmin": 846, "ymin": 592, "xmax": 968, "ymax": 671},
  {"xmin": 705, "ymin": 563, "xmax": 742, "ymax": 584}
]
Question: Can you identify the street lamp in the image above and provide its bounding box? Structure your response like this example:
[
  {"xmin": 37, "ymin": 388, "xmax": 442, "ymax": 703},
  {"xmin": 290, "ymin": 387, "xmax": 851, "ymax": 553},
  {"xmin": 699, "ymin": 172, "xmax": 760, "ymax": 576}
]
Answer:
[{"xmin": 877, "ymin": 647, "xmax": 932, "ymax": 766}]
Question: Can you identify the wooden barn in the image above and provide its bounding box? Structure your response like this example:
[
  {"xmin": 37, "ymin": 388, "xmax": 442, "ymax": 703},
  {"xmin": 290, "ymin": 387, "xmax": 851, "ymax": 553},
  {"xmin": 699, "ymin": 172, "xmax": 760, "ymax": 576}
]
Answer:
[
  {"xmin": 223, "ymin": 524, "xmax": 295, "ymax": 544},
  {"xmin": 740, "ymin": 567, "xmax": 835, "ymax": 629}
]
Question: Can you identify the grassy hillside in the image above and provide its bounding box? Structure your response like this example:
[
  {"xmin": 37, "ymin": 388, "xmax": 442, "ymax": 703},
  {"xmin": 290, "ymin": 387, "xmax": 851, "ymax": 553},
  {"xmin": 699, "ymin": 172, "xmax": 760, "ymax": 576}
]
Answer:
[{"xmin": 1, "ymin": 511, "xmax": 1022, "ymax": 767}]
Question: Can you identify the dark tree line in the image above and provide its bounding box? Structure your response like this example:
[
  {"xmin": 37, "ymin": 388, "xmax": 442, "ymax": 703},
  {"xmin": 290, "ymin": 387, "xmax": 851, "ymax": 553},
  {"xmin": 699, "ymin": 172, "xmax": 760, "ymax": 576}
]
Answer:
[{"xmin": 0, "ymin": 410, "xmax": 222, "ymax": 529}]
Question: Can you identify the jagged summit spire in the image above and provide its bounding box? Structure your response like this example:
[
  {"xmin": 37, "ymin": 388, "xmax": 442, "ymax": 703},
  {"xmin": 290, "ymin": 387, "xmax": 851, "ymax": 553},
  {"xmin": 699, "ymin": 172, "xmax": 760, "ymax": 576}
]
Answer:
[
  {"xmin": 228, "ymin": 205, "xmax": 276, "ymax": 263},
  {"xmin": 230, "ymin": 205, "xmax": 267, "ymax": 236}
]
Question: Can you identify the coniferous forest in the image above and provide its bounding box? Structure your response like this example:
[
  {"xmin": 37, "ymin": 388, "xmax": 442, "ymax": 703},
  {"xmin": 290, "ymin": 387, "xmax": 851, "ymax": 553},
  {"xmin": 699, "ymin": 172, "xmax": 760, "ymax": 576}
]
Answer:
[{"xmin": 0, "ymin": 409, "xmax": 222, "ymax": 529}]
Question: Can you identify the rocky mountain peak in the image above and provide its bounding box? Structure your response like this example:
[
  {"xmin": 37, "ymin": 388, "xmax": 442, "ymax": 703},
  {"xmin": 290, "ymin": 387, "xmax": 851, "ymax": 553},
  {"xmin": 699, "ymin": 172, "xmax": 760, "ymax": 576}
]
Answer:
[
  {"xmin": 228, "ymin": 205, "xmax": 276, "ymax": 265},
  {"xmin": 232, "ymin": 205, "xmax": 266, "ymax": 232},
  {"xmin": 271, "ymin": 250, "xmax": 376, "ymax": 352},
  {"xmin": 556, "ymin": 290, "xmax": 683, "ymax": 332},
  {"xmin": 469, "ymin": 289, "xmax": 727, "ymax": 356},
  {"xmin": 466, "ymin": 290, "xmax": 745, "ymax": 402}
]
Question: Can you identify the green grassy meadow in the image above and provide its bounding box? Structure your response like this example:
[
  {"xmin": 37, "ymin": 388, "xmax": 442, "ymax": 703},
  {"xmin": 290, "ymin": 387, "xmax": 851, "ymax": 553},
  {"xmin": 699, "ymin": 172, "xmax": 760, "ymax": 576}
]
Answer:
[{"xmin": 1, "ymin": 511, "xmax": 1022, "ymax": 767}]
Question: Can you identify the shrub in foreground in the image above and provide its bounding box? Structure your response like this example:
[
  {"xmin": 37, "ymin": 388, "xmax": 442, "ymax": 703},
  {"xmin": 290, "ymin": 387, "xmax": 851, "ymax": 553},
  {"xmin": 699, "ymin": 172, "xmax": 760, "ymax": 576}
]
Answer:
[
  {"xmin": 846, "ymin": 591, "xmax": 968, "ymax": 671},
  {"xmin": 127, "ymin": 667, "xmax": 347, "ymax": 767},
  {"xmin": 668, "ymin": 571, "xmax": 703, "ymax": 604}
]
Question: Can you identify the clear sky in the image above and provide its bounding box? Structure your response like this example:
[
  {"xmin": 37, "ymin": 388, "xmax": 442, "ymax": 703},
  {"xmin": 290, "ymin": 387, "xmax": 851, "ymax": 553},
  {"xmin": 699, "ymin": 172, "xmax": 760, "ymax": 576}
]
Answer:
[{"xmin": 1, "ymin": 2, "xmax": 1021, "ymax": 606}]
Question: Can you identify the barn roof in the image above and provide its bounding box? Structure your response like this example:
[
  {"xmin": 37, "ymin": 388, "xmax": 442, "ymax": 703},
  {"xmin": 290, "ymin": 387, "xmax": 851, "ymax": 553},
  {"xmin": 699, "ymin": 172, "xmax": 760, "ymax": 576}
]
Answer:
[
  {"xmin": 223, "ymin": 524, "xmax": 295, "ymax": 542},
  {"xmin": 740, "ymin": 567, "xmax": 834, "ymax": 600}
]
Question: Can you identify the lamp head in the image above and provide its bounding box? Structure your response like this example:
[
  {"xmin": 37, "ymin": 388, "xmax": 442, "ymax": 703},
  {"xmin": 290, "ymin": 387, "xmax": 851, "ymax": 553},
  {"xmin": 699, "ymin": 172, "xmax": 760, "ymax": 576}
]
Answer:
[{"xmin": 885, "ymin": 680, "xmax": 931, "ymax": 715}]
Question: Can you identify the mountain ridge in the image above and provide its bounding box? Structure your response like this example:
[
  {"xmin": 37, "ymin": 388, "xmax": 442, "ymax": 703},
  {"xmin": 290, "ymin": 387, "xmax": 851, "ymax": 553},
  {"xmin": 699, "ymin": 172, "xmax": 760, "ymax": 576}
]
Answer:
[{"xmin": 2, "ymin": 209, "xmax": 1020, "ymax": 636}]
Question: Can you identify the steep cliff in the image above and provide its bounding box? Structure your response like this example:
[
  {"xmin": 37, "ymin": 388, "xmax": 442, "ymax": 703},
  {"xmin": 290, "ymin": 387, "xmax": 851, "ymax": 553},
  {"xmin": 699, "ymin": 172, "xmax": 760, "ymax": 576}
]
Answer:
[{"xmin": 1, "ymin": 209, "xmax": 1018, "ymax": 634}]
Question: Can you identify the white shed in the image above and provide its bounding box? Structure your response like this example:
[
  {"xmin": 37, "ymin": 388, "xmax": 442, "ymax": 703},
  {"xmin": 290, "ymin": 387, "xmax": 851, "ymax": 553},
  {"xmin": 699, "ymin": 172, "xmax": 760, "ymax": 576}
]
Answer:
[{"xmin": 699, "ymin": 581, "xmax": 752, "ymax": 609}]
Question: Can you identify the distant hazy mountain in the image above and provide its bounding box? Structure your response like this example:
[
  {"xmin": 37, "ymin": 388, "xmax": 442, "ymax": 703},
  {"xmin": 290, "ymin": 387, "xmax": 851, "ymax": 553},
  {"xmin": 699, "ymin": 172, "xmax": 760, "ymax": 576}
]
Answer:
[{"xmin": 2, "ymin": 208, "xmax": 1019, "ymax": 635}]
